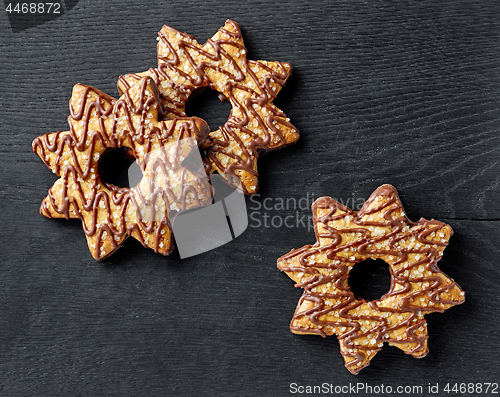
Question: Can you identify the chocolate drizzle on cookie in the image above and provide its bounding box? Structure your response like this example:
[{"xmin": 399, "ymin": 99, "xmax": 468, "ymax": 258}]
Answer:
[
  {"xmin": 118, "ymin": 19, "xmax": 299, "ymax": 194},
  {"xmin": 277, "ymin": 184, "xmax": 465, "ymax": 374},
  {"xmin": 33, "ymin": 77, "xmax": 211, "ymax": 260}
]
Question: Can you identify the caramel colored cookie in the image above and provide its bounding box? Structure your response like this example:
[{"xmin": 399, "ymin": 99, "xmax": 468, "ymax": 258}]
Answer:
[
  {"xmin": 277, "ymin": 184, "xmax": 465, "ymax": 374},
  {"xmin": 118, "ymin": 20, "xmax": 299, "ymax": 194},
  {"xmin": 33, "ymin": 76, "xmax": 211, "ymax": 260}
]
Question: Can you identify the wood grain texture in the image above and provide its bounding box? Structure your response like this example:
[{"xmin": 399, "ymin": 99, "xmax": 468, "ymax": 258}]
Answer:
[{"xmin": 0, "ymin": 0, "xmax": 499, "ymax": 395}]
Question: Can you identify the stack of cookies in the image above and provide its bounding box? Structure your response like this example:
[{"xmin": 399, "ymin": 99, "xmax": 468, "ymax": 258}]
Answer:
[{"xmin": 32, "ymin": 20, "xmax": 299, "ymax": 260}]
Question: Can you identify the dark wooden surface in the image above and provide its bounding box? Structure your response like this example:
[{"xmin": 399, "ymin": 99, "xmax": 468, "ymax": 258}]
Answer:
[{"xmin": 1, "ymin": 1, "xmax": 499, "ymax": 396}]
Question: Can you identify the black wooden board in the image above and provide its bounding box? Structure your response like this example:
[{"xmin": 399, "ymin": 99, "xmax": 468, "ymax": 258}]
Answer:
[{"xmin": 1, "ymin": 1, "xmax": 499, "ymax": 396}]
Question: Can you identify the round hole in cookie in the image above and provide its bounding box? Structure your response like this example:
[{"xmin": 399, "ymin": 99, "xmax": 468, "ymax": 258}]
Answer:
[
  {"xmin": 99, "ymin": 147, "xmax": 136, "ymax": 188},
  {"xmin": 348, "ymin": 258, "xmax": 392, "ymax": 302},
  {"xmin": 185, "ymin": 87, "xmax": 232, "ymax": 132}
]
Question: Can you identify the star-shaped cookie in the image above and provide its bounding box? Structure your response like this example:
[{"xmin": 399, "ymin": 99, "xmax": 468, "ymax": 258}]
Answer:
[
  {"xmin": 118, "ymin": 19, "xmax": 299, "ymax": 194},
  {"xmin": 277, "ymin": 184, "xmax": 465, "ymax": 374},
  {"xmin": 33, "ymin": 76, "xmax": 211, "ymax": 260}
]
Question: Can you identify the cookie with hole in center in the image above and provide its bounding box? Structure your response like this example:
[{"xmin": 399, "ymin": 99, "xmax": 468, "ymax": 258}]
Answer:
[
  {"xmin": 33, "ymin": 76, "xmax": 211, "ymax": 260},
  {"xmin": 118, "ymin": 19, "xmax": 299, "ymax": 195},
  {"xmin": 277, "ymin": 184, "xmax": 465, "ymax": 374}
]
